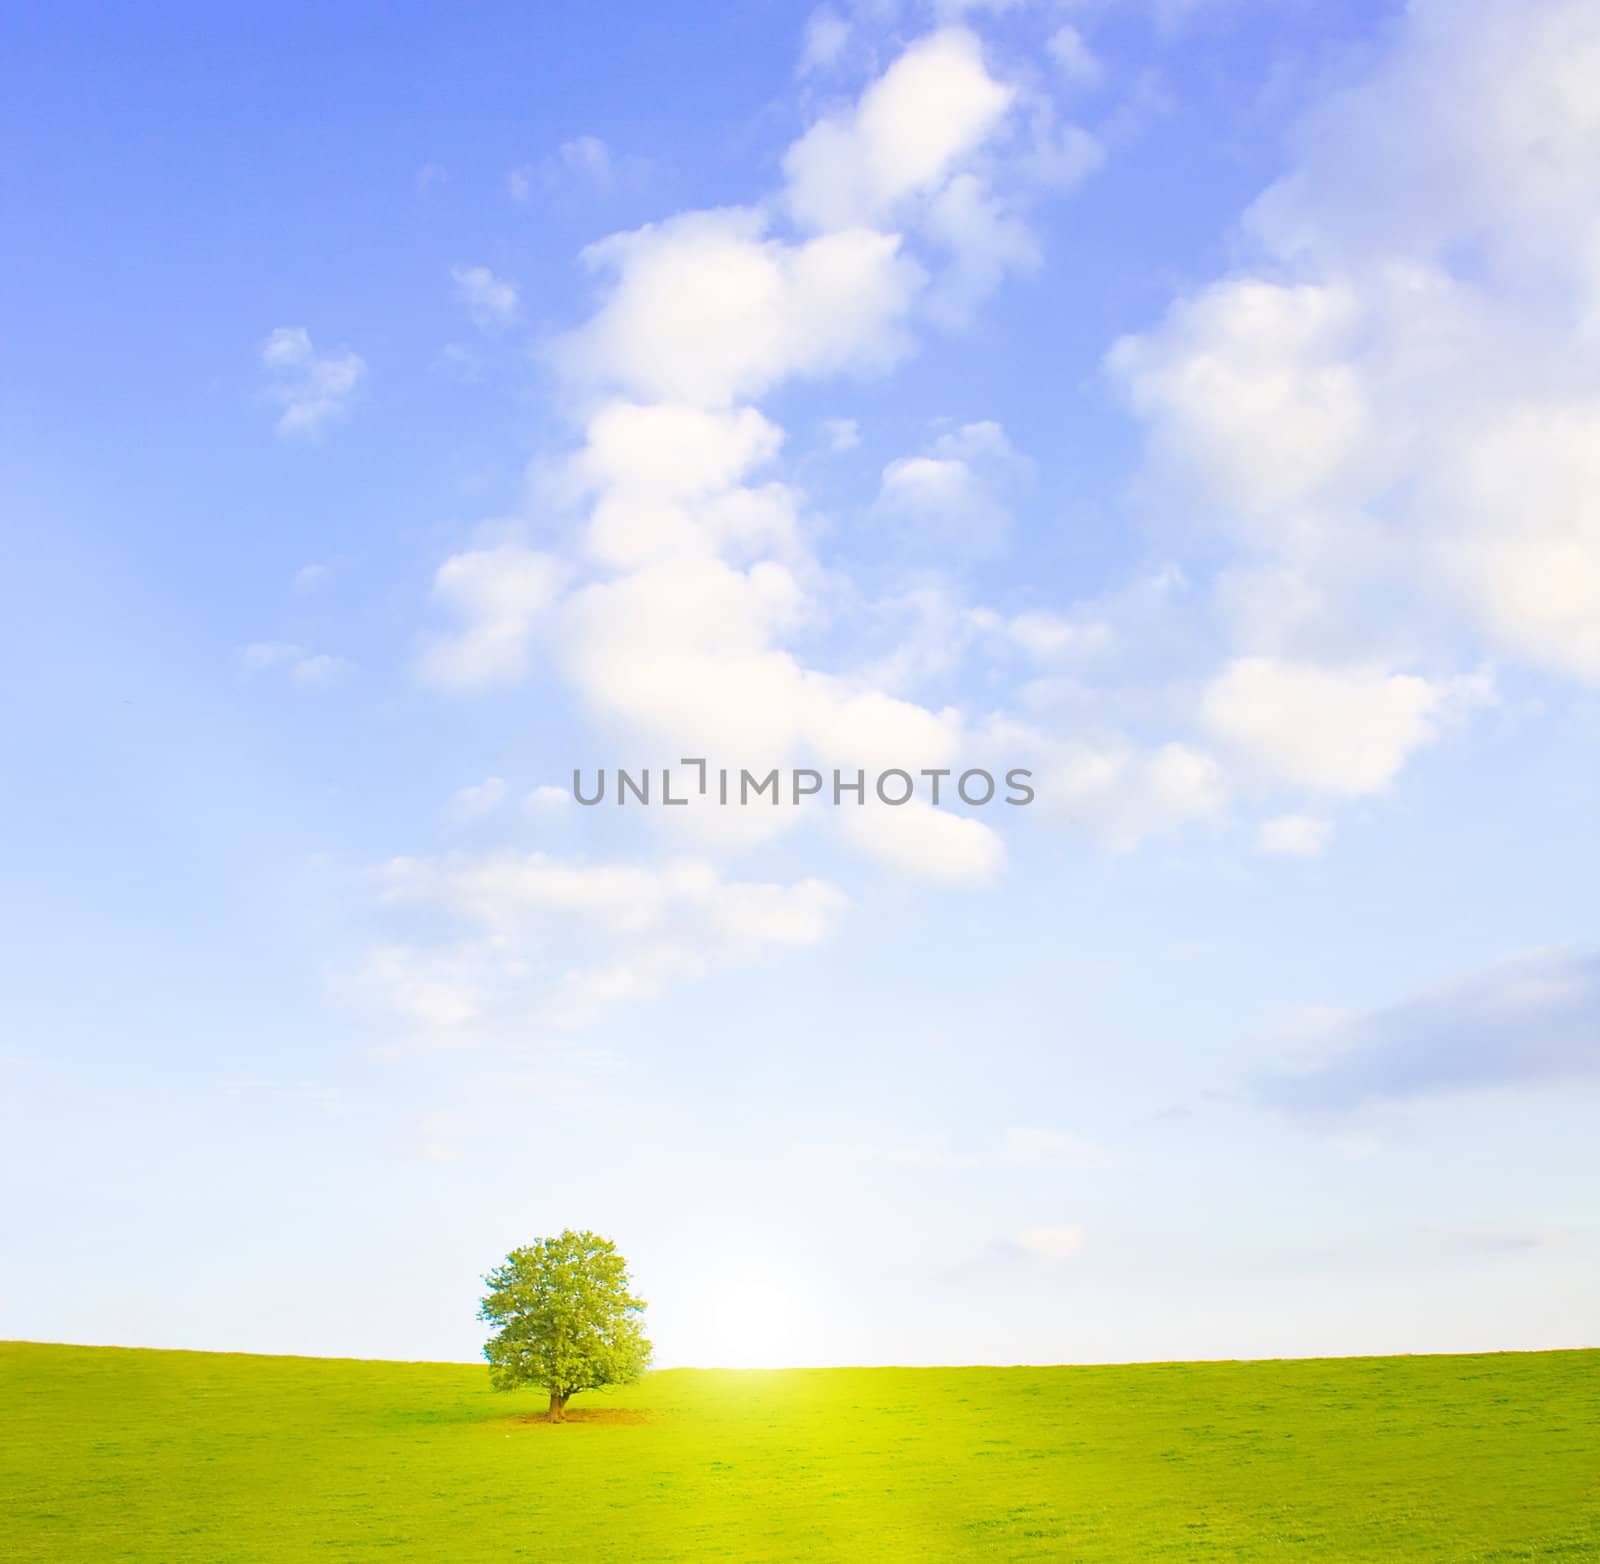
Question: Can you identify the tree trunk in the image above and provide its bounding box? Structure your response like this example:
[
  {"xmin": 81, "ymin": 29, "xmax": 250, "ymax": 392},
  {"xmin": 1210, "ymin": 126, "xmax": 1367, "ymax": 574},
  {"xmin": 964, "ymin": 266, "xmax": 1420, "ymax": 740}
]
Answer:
[{"xmin": 546, "ymin": 1391, "xmax": 568, "ymax": 1423}]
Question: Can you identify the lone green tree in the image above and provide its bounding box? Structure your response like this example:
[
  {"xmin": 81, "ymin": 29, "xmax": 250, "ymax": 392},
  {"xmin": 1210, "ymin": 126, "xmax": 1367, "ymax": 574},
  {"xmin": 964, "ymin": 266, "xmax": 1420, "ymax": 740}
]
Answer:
[{"xmin": 477, "ymin": 1230, "xmax": 651, "ymax": 1421}]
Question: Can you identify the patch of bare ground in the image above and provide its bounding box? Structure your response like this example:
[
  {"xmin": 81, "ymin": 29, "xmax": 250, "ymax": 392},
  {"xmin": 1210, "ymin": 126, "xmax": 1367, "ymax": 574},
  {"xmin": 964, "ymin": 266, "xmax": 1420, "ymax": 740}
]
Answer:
[{"xmin": 495, "ymin": 1407, "xmax": 657, "ymax": 1428}]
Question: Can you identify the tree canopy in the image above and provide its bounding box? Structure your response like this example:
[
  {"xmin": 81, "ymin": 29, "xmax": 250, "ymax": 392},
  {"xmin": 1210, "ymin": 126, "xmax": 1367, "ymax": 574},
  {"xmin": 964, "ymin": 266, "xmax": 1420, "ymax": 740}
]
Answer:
[{"xmin": 477, "ymin": 1230, "xmax": 651, "ymax": 1421}]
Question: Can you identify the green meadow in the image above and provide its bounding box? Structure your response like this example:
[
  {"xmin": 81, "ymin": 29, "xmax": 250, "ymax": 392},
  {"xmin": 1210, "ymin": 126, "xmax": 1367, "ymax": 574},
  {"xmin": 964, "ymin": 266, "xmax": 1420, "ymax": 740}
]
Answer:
[{"xmin": 3, "ymin": 1341, "xmax": 1597, "ymax": 1561}]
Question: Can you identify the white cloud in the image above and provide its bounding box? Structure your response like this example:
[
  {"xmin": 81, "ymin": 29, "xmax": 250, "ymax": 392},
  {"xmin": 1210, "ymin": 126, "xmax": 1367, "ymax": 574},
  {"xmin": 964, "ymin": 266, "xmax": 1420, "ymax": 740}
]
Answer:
[
  {"xmin": 365, "ymin": 852, "xmax": 849, "ymax": 1030},
  {"xmin": 561, "ymin": 207, "xmax": 924, "ymax": 407},
  {"xmin": 1256, "ymin": 814, "xmax": 1334, "ymax": 858},
  {"xmin": 879, "ymin": 456, "xmax": 973, "ymax": 514},
  {"xmin": 355, "ymin": 943, "xmax": 486, "ymax": 1033},
  {"xmin": 524, "ymin": 784, "xmax": 570, "ymax": 813},
  {"xmin": 1111, "ymin": 0, "xmax": 1600, "ymax": 689},
  {"xmin": 293, "ymin": 562, "xmax": 333, "ymax": 593},
  {"xmin": 575, "ymin": 400, "xmax": 784, "ymax": 500},
  {"xmin": 866, "ymin": 597, "xmax": 1112, "ymax": 691},
  {"xmin": 260, "ymin": 326, "xmax": 365, "ymax": 438},
  {"xmin": 798, "ymin": 5, "xmax": 851, "ymax": 74},
  {"xmin": 417, "ymin": 540, "xmax": 566, "ymax": 691},
  {"xmin": 511, "ymin": 136, "xmax": 640, "ymax": 202},
  {"xmin": 783, "ymin": 26, "xmax": 1091, "ymax": 324},
  {"xmin": 1109, "ymin": 279, "xmax": 1376, "ymax": 529},
  {"xmin": 414, "ymin": 22, "xmax": 1121, "ymax": 892},
  {"xmin": 1428, "ymin": 401, "xmax": 1600, "ymax": 683},
  {"xmin": 239, "ymin": 641, "xmax": 349, "ymax": 686},
  {"xmin": 560, "ymin": 560, "xmax": 966, "ymax": 773},
  {"xmin": 446, "ymin": 778, "xmax": 508, "ymax": 823},
  {"xmin": 568, "ymin": 400, "xmax": 799, "ymax": 570},
  {"xmin": 875, "ymin": 419, "xmax": 1027, "ymax": 551},
  {"xmin": 1200, "ymin": 658, "xmax": 1488, "ymax": 797},
  {"xmin": 1048, "ymin": 25, "xmax": 1104, "ymax": 91},
  {"xmin": 378, "ymin": 855, "xmax": 850, "ymax": 973},
  {"xmin": 451, "ymin": 264, "xmax": 519, "ymax": 328},
  {"xmin": 919, "ymin": 169, "xmax": 1044, "ymax": 325},
  {"xmin": 784, "ymin": 28, "xmax": 1016, "ymax": 231},
  {"xmin": 822, "ymin": 416, "xmax": 860, "ymax": 452},
  {"xmin": 998, "ymin": 610, "xmax": 1111, "ymax": 662},
  {"xmin": 839, "ymin": 800, "xmax": 1005, "ymax": 884},
  {"xmin": 1005, "ymin": 723, "xmax": 1227, "ymax": 851}
]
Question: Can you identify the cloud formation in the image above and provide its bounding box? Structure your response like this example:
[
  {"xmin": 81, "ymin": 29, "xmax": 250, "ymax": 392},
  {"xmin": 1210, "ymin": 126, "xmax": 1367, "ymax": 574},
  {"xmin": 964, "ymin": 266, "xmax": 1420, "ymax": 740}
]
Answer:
[
  {"xmin": 783, "ymin": 28, "xmax": 1016, "ymax": 232},
  {"xmin": 1263, "ymin": 947, "xmax": 1600, "ymax": 1114},
  {"xmin": 363, "ymin": 852, "xmax": 849, "ymax": 1031},
  {"xmin": 450, "ymin": 264, "xmax": 520, "ymax": 328},
  {"xmin": 260, "ymin": 326, "xmax": 365, "ymax": 437},
  {"xmin": 875, "ymin": 420, "xmax": 1029, "ymax": 554},
  {"xmin": 415, "ymin": 24, "xmax": 1105, "ymax": 882},
  {"xmin": 1111, "ymin": 0, "xmax": 1600, "ymax": 688},
  {"xmin": 1200, "ymin": 659, "xmax": 1489, "ymax": 797},
  {"xmin": 417, "ymin": 540, "xmax": 566, "ymax": 691},
  {"xmin": 239, "ymin": 641, "xmax": 349, "ymax": 686}
]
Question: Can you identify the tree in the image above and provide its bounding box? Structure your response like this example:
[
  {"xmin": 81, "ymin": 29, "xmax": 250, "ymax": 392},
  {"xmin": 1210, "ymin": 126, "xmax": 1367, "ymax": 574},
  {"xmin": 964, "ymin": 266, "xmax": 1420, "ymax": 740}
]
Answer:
[{"xmin": 477, "ymin": 1230, "xmax": 651, "ymax": 1421}]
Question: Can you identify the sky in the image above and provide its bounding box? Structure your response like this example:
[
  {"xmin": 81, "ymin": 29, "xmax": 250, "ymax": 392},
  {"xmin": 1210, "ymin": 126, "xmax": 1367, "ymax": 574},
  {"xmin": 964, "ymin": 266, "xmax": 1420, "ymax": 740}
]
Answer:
[{"xmin": 2, "ymin": 0, "xmax": 1598, "ymax": 1370}]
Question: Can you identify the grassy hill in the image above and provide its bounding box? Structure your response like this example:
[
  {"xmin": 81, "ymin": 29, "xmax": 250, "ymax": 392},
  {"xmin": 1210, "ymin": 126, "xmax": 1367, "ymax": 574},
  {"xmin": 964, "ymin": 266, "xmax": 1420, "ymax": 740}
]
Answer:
[{"xmin": 3, "ymin": 1341, "xmax": 1597, "ymax": 1561}]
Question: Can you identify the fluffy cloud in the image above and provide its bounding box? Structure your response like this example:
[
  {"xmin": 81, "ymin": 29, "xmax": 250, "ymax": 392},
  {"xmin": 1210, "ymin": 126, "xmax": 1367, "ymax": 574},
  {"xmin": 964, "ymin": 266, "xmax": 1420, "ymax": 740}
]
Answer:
[
  {"xmin": 1109, "ymin": 280, "xmax": 1376, "ymax": 529},
  {"xmin": 1110, "ymin": 0, "xmax": 1600, "ymax": 689},
  {"xmin": 784, "ymin": 28, "xmax": 1017, "ymax": 231},
  {"xmin": 1427, "ymin": 402, "xmax": 1600, "ymax": 683},
  {"xmin": 862, "ymin": 595, "xmax": 1114, "ymax": 690},
  {"xmin": 365, "ymin": 851, "xmax": 849, "ymax": 1030},
  {"xmin": 357, "ymin": 943, "xmax": 488, "ymax": 1032},
  {"xmin": 875, "ymin": 420, "xmax": 1028, "ymax": 553},
  {"xmin": 569, "ymin": 400, "xmax": 797, "ymax": 569},
  {"xmin": 450, "ymin": 264, "xmax": 519, "ymax": 328},
  {"xmin": 560, "ymin": 558, "xmax": 967, "ymax": 786},
  {"xmin": 999, "ymin": 722, "xmax": 1226, "ymax": 851},
  {"xmin": 417, "ymin": 541, "xmax": 566, "ymax": 691},
  {"xmin": 515, "ymin": 43, "xmax": 1037, "ymax": 874},
  {"xmin": 260, "ymin": 326, "xmax": 365, "ymax": 437},
  {"xmin": 445, "ymin": 777, "xmax": 508, "ymax": 823},
  {"xmin": 561, "ymin": 208, "xmax": 924, "ymax": 407},
  {"xmin": 798, "ymin": 5, "xmax": 851, "ymax": 75},
  {"xmin": 838, "ymin": 800, "xmax": 1005, "ymax": 884},
  {"xmin": 510, "ymin": 136, "xmax": 636, "ymax": 203},
  {"xmin": 418, "ymin": 26, "xmax": 1115, "ymax": 885},
  {"xmin": 1200, "ymin": 658, "xmax": 1488, "ymax": 797},
  {"xmin": 784, "ymin": 26, "xmax": 1100, "ymax": 324}
]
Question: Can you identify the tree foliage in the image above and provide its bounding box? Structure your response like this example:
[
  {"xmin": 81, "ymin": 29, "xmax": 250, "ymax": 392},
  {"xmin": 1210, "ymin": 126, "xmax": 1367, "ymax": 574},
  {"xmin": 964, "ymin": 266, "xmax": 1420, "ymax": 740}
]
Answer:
[{"xmin": 477, "ymin": 1230, "xmax": 651, "ymax": 1420}]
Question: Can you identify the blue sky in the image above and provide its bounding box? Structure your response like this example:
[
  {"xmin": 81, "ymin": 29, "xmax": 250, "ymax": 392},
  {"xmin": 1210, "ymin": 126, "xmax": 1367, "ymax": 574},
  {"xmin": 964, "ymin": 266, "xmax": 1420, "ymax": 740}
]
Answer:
[{"xmin": 3, "ymin": 0, "xmax": 1598, "ymax": 1369}]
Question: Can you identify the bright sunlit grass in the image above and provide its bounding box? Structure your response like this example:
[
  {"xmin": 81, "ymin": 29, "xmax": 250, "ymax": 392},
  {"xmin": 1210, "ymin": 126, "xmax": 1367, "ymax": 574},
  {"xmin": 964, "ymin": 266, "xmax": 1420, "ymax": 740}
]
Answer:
[{"xmin": 4, "ymin": 1340, "xmax": 1597, "ymax": 1560}]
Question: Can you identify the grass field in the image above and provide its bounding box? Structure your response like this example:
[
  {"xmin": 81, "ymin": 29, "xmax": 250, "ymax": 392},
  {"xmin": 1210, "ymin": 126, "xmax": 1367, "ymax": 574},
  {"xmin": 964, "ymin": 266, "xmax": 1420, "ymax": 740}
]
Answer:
[{"xmin": 3, "ymin": 1341, "xmax": 1598, "ymax": 1561}]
